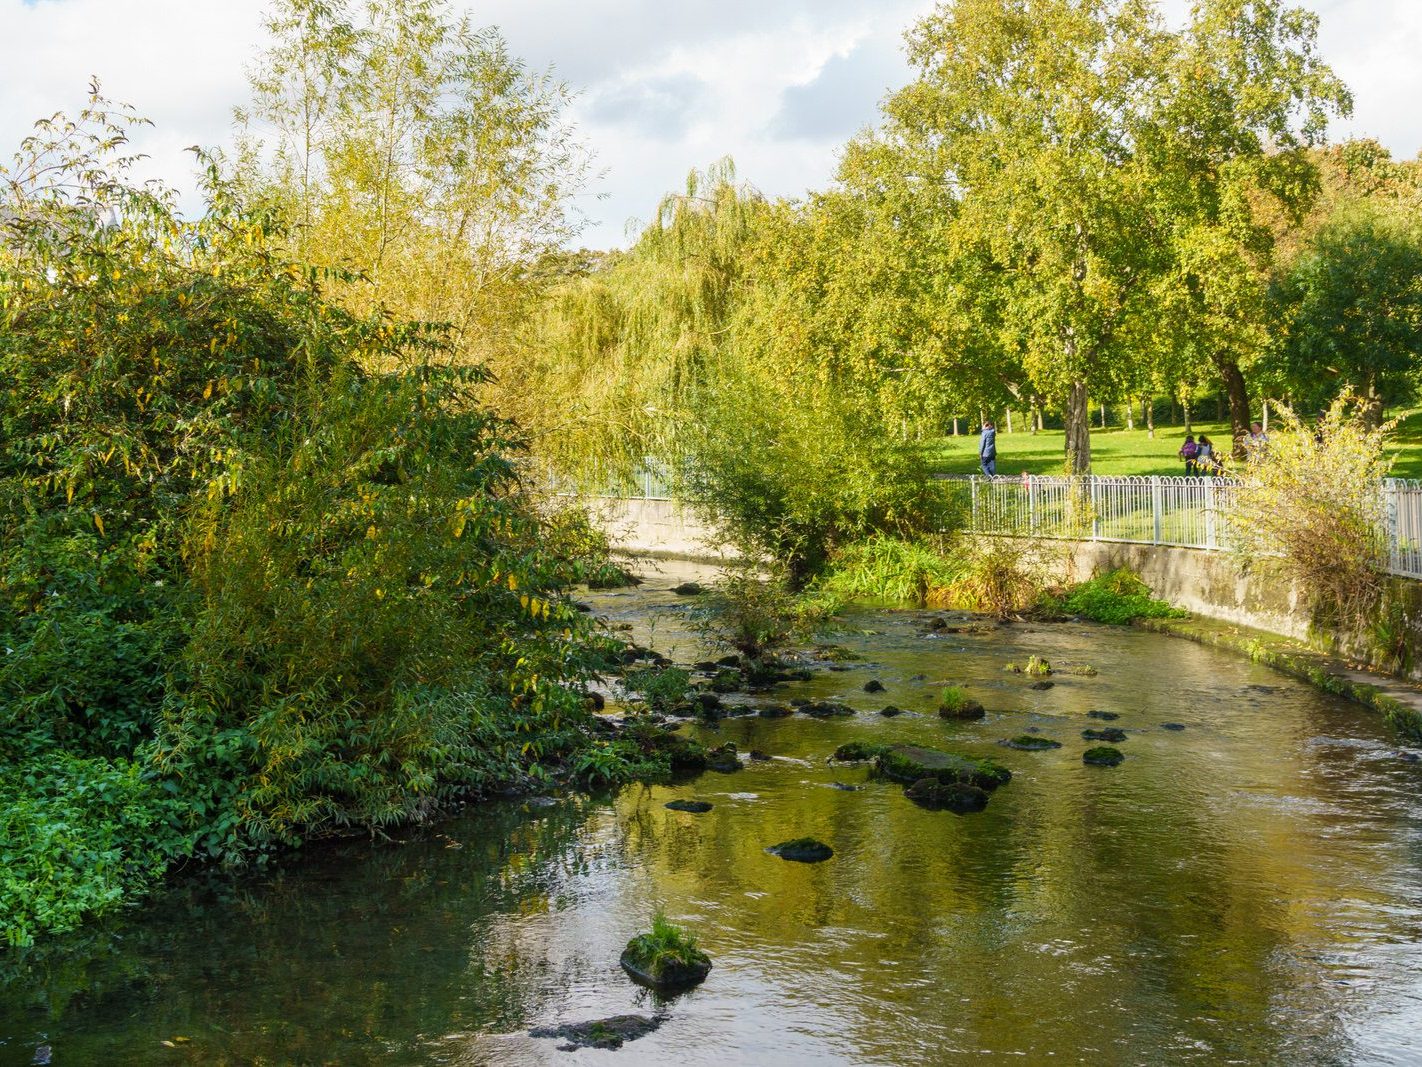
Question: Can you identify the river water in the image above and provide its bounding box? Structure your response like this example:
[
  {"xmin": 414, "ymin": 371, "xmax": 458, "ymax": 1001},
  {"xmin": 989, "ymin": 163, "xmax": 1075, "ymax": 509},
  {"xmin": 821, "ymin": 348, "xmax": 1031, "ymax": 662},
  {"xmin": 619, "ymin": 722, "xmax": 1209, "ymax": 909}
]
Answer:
[{"xmin": 4, "ymin": 561, "xmax": 1422, "ymax": 1066}]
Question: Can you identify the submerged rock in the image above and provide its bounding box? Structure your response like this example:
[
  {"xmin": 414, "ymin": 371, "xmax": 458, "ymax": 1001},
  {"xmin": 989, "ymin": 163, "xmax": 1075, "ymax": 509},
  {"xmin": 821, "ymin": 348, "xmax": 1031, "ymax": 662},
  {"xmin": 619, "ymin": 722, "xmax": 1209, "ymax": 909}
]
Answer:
[
  {"xmin": 863, "ymin": 679, "xmax": 886, "ymax": 693},
  {"xmin": 1160, "ymin": 722, "xmax": 1187, "ymax": 731},
  {"xmin": 833, "ymin": 741, "xmax": 889, "ymax": 762},
  {"xmin": 829, "ymin": 782, "xmax": 864, "ymax": 791},
  {"xmin": 748, "ymin": 750, "xmax": 773, "ymax": 762},
  {"xmin": 1400, "ymin": 751, "xmax": 1420, "ymax": 763},
  {"xmin": 909, "ymin": 674, "xmax": 928, "ymax": 682},
  {"xmin": 879, "ymin": 705, "xmax": 903, "ymax": 718},
  {"xmin": 1083, "ymin": 746, "xmax": 1125, "ymax": 767},
  {"xmin": 801, "ymin": 700, "xmax": 856, "ymax": 719},
  {"xmin": 1000, "ymin": 735, "xmax": 1062, "ymax": 751},
  {"xmin": 672, "ymin": 582, "xmax": 704, "ymax": 596},
  {"xmin": 620, "ymin": 946, "xmax": 712, "ymax": 993},
  {"xmin": 876, "ymin": 745, "xmax": 1012, "ymax": 791},
  {"xmin": 531, "ymin": 1015, "xmax": 663, "ymax": 1051},
  {"xmin": 1088, "ymin": 710, "xmax": 1120, "ymax": 721},
  {"xmin": 904, "ymin": 777, "xmax": 990, "ymax": 813},
  {"xmin": 1082, "ymin": 727, "xmax": 1127, "ymax": 743},
  {"xmin": 757, "ymin": 704, "xmax": 794, "ymax": 719},
  {"xmin": 1029, "ymin": 680, "xmax": 1055, "ymax": 691},
  {"xmin": 1064, "ymin": 665, "xmax": 1099, "ymax": 676},
  {"xmin": 767, "ymin": 837, "xmax": 834, "ymax": 862},
  {"xmin": 665, "ymin": 800, "xmax": 713, "ymax": 813}
]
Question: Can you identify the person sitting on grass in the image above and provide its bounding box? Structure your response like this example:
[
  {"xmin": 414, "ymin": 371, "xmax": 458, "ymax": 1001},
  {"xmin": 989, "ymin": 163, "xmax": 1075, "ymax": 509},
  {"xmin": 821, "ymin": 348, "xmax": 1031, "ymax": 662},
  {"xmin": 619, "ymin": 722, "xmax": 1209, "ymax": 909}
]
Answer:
[
  {"xmin": 979, "ymin": 418, "xmax": 997, "ymax": 478},
  {"xmin": 1178, "ymin": 433, "xmax": 1199, "ymax": 476}
]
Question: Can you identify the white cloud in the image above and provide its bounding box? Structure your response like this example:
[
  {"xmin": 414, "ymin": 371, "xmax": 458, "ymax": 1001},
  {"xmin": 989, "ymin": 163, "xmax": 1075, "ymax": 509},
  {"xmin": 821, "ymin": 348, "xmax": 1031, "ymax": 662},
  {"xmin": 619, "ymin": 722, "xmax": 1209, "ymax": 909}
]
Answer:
[{"xmin": 2, "ymin": 0, "xmax": 1418, "ymax": 249}]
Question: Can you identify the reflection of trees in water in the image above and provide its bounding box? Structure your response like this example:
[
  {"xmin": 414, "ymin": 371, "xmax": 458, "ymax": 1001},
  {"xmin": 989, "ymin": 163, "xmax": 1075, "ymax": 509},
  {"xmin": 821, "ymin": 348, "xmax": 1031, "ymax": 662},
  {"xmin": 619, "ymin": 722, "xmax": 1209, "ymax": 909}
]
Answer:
[
  {"xmin": 6, "ymin": 621, "xmax": 1422, "ymax": 1066},
  {"xmin": 0, "ymin": 799, "xmax": 600, "ymax": 1065}
]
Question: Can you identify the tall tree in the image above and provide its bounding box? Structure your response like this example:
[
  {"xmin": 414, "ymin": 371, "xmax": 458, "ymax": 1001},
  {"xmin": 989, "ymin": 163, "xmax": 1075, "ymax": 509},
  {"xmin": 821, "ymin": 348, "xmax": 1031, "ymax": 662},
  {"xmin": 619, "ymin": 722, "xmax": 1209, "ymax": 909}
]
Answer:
[
  {"xmin": 875, "ymin": 0, "xmax": 1168, "ymax": 473},
  {"xmin": 236, "ymin": 0, "xmax": 593, "ymax": 392},
  {"xmin": 1270, "ymin": 201, "xmax": 1422, "ymax": 424},
  {"xmin": 1142, "ymin": 0, "xmax": 1350, "ymax": 456}
]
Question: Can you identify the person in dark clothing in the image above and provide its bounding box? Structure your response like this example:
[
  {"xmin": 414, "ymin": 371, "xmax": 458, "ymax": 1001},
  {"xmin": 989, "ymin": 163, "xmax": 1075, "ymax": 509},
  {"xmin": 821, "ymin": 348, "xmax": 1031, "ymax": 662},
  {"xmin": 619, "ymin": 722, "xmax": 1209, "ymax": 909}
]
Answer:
[
  {"xmin": 1178, "ymin": 434, "xmax": 1198, "ymax": 476},
  {"xmin": 979, "ymin": 419, "xmax": 997, "ymax": 477}
]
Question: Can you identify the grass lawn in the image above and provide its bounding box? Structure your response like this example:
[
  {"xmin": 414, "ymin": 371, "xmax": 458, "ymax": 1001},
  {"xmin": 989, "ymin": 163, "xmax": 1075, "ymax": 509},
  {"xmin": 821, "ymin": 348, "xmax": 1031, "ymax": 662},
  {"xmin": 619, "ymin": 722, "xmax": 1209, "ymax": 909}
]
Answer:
[{"xmin": 924, "ymin": 409, "xmax": 1422, "ymax": 479}]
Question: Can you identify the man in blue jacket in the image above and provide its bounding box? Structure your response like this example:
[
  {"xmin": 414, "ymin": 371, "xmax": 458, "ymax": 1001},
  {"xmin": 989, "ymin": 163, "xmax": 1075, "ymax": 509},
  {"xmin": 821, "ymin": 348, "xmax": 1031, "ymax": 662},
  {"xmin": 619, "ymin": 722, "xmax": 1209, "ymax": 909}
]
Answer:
[{"xmin": 979, "ymin": 418, "xmax": 997, "ymax": 477}]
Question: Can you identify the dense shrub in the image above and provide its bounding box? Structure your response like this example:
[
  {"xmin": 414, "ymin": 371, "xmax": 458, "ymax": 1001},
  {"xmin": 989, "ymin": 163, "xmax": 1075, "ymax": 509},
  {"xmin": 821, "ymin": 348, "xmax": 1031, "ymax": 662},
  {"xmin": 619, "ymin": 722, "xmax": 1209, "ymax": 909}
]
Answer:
[
  {"xmin": 1045, "ymin": 569, "xmax": 1185, "ymax": 625},
  {"xmin": 0, "ymin": 755, "xmax": 187, "ymax": 947},
  {"xmin": 1230, "ymin": 393, "xmax": 1393, "ymax": 632},
  {"xmin": 0, "ymin": 96, "xmax": 625, "ymax": 940}
]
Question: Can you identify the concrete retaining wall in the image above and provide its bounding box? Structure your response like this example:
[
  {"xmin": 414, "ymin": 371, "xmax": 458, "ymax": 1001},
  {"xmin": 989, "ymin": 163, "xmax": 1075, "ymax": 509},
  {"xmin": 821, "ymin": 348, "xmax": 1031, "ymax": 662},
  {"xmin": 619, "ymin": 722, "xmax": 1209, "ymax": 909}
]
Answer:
[
  {"xmin": 590, "ymin": 497, "xmax": 732, "ymax": 562},
  {"xmin": 592, "ymin": 496, "xmax": 1422, "ymax": 681}
]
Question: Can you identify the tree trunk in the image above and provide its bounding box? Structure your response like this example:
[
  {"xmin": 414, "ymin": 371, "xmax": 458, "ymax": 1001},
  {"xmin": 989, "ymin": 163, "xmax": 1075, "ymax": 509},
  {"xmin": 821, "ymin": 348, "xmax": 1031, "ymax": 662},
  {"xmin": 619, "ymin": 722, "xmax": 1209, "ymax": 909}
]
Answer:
[
  {"xmin": 1099, "ymin": 402, "xmax": 1107, "ymax": 429},
  {"xmin": 1146, "ymin": 399, "xmax": 1155, "ymax": 439},
  {"xmin": 1216, "ymin": 357, "xmax": 1251, "ymax": 460},
  {"xmin": 1065, "ymin": 380, "xmax": 1091, "ymax": 474},
  {"xmin": 1215, "ymin": 393, "xmax": 1225, "ymax": 422},
  {"xmin": 1006, "ymin": 408, "xmax": 1014, "ymax": 433},
  {"xmin": 952, "ymin": 417, "xmax": 959, "ymax": 437},
  {"xmin": 1364, "ymin": 375, "xmax": 1384, "ymax": 430},
  {"xmin": 1126, "ymin": 399, "xmax": 1135, "ymax": 431},
  {"xmin": 1183, "ymin": 395, "xmax": 1192, "ymax": 433}
]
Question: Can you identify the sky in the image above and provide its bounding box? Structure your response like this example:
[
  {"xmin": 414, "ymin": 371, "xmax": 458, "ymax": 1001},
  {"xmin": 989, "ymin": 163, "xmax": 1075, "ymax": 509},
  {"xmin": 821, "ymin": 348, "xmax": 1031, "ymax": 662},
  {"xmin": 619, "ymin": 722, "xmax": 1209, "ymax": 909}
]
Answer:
[{"xmin": 2, "ymin": 0, "xmax": 1420, "ymax": 250}]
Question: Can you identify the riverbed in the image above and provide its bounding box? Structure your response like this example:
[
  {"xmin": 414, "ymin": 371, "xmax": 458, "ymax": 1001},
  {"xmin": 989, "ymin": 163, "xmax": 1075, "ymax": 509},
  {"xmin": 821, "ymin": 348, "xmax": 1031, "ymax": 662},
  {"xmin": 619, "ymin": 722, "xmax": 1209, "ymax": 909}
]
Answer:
[{"xmin": 4, "ymin": 560, "xmax": 1422, "ymax": 1066}]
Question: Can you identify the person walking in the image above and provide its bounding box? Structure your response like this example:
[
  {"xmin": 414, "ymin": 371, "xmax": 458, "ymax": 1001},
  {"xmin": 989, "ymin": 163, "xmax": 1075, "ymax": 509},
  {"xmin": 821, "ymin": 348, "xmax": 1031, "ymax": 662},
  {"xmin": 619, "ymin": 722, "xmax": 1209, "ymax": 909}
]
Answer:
[
  {"xmin": 1178, "ymin": 433, "xmax": 1199, "ymax": 476},
  {"xmin": 979, "ymin": 418, "xmax": 998, "ymax": 477}
]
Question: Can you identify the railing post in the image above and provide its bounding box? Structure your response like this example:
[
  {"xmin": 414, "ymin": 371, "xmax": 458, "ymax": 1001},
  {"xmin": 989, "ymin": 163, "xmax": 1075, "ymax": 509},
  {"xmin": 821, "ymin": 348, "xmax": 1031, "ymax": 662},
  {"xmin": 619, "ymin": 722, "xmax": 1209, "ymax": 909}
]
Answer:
[
  {"xmin": 1151, "ymin": 477, "xmax": 1163, "ymax": 545},
  {"xmin": 1204, "ymin": 480, "xmax": 1217, "ymax": 549},
  {"xmin": 1090, "ymin": 476, "xmax": 1101, "ymax": 541},
  {"xmin": 1028, "ymin": 475, "xmax": 1038, "ymax": 535},
  {"xmin": 970, "ymin": 475, "xmax": 979, "ymax": 532}
]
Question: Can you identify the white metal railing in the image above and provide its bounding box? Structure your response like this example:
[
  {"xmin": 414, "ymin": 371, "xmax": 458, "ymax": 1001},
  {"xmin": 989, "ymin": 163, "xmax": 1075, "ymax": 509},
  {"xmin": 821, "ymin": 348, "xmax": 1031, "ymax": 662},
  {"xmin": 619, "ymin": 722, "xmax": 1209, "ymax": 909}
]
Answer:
[{"xmin": 954, "ymin": 474, "xmax": 1422, "ymax": 580}]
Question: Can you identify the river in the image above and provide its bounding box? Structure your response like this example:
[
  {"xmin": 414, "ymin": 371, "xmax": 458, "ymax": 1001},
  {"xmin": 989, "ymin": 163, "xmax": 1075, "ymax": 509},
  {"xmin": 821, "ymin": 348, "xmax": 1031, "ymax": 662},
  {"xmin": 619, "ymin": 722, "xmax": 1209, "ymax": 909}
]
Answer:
[{"xmin": 4, "ymin": 561, "xmax": 1422, "ymax": 1066}]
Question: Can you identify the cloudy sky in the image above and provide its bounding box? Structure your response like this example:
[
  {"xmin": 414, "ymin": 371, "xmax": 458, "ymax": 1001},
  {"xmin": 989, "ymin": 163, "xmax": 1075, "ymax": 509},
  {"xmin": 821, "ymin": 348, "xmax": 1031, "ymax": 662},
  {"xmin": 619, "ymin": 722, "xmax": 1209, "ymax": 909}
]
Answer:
[{"xmin": 3, "ymin": 0, "xmax": 1420, "ymax": 249}]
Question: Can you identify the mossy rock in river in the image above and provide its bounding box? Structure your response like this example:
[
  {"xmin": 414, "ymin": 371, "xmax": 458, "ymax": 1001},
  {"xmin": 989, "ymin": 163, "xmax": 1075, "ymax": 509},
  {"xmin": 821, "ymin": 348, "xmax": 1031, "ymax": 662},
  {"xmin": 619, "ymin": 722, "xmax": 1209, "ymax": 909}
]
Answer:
[
  {"xmin": 1083, "ymin": 745, "xmax": 1125, "ymax": 767},
  {"xmin": 619, "ymin": 923, "xmax": 712, "ymax": 992},
  {"xmin": 863, "ymin": 679, "xmax": 886, "ymax": 693},
  {"xmin": 766, "ymin": 837, "xmax": 834, "ymax": 862},
  {"xmin": 1087, "ymin": 710, "xmax": 1120, "ymax": 721},
  {"xmin": 1000, "ymin": 735, "xmax": 1062, "ymax": 751},
  {"xmin": 705, "ymin": 742, "xmax": 741, "ymax": 772},
  {"xmin": 709, "ymin": 669, "xmax": 744, "ymax": 694},
  {"xmin": 938, "ymin": 699, "xmax": 986, "ymax": 720},
  {"xmin": 833, "ymin": 741, "xmax": 890, "ymax": 762},
  {"xmin": 665, "ymin": 800, "xmax": 713, "ymax": 813},
  {"xmin": 879, "ymin": 705, "xmax": 903, "ymax": 717},
  {"xmin": 531, "ymin": 1014, "xmax": 663, "ymax": 1051},
  {"xmin": 904, "ymin": 777, "xmax": 990, "ymax": 813},
  {"xmin": 801, "ymin": 700, "xmax": 856, "ymax": 719},
  {"xmin": 876, "ymin": 745, "xmax": 1012, "ymax": 791},
  {"xmin": 1028, "ymin": 680, "xmax": 1055, "ymax": 691},
  {"xmin": 757, "ymin": 703, "xmax": 794, "ymax": 719},
  {"xmin": 1082, "ymin": 727, "xmax": 1127, "ymax": 743}
]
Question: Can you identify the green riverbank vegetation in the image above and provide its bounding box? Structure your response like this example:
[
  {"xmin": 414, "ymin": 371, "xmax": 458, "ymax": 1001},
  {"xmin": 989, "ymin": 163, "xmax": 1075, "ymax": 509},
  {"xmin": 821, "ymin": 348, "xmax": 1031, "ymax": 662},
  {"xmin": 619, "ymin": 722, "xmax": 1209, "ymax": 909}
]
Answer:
[{"xmin": 0, "ymin": 95, "xmax": 643, "ymax": 946}]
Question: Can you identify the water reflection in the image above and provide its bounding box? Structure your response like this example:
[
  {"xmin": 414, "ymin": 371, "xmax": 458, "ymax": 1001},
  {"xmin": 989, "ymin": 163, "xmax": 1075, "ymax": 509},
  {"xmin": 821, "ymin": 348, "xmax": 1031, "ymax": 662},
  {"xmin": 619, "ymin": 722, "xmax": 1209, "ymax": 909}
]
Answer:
[{"xmin": 4, "ymin": 565, "xmax": 1422, "ymax": 1065}]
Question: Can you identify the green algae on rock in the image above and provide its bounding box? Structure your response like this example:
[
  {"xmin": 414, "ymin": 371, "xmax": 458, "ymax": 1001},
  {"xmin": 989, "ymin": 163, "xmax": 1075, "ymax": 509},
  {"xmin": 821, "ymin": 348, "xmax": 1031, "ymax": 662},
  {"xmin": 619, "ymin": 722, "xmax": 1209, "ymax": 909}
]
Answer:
[
  {"xmin": 876, "ymin": 745, "xmax": 1012, "ymax": 791},
  {"xmin": 1083, "ymin": 746, "xmax": 1125, "ymax": 767},
  {"xmin": 904, "ymin": 777, "xmax": 990, "ymax": 813},
  {"xmin": 1001, "ymin": 735, "xmax": 1062, "ymax": 751}
]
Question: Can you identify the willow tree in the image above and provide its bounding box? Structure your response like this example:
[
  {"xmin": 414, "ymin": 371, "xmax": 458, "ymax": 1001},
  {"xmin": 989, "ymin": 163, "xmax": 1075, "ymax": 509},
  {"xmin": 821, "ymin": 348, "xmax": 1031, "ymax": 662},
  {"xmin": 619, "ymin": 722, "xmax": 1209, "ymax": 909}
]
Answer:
[
  {"xmin": 528, "ymin": 160, "xmax": 764, "ymax": 482},
  {"xmin": 876, "ymin": 0, "xmax": 1168, "ymax": 473},
  {"xmin": 1142, "ymin": 0, "xmax": 1350, "ymax": 456},
  {"xmin": 235, "ymin": 0, "xmax": 592, "ymax": 390}
]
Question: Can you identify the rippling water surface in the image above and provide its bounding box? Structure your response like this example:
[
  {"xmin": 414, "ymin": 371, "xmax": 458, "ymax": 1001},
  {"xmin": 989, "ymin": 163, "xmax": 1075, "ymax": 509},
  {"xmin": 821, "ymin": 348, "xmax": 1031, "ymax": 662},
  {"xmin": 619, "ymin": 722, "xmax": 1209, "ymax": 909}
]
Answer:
[{"xmin": 5, "ymin": 561, "xmax": 1422, "ymax": 1066}]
